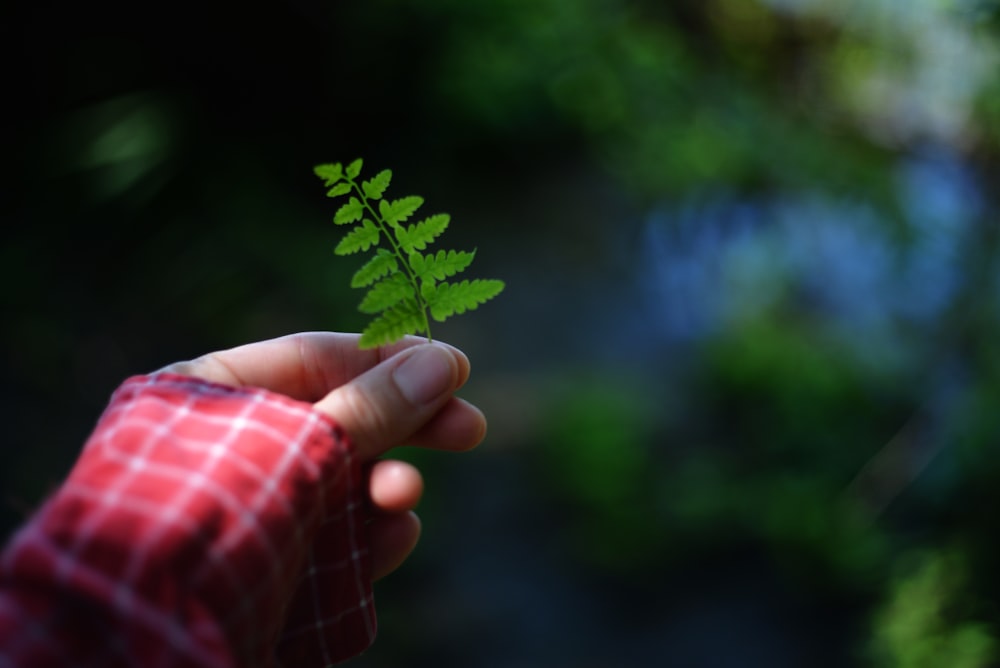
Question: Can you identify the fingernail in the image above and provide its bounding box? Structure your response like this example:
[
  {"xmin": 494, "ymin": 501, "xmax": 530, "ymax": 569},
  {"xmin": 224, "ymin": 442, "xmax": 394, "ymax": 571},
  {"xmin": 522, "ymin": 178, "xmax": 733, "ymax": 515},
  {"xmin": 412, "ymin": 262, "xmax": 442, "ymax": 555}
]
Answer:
[{"xmin": 393, "ymin": 345, "xmax": 456, "ymax": 405}]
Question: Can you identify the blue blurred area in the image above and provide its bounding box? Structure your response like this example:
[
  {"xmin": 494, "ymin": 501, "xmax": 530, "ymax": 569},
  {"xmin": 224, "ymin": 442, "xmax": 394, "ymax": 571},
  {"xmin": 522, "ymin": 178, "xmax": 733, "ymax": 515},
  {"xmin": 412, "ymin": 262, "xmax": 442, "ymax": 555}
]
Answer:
[
  {"xmin": 5, "ymin": 0, "xmax": 1000, "ymax": 666},
  {"xmin": 638, "ymin": 148, "xmax": 979, "ymax": 346}
]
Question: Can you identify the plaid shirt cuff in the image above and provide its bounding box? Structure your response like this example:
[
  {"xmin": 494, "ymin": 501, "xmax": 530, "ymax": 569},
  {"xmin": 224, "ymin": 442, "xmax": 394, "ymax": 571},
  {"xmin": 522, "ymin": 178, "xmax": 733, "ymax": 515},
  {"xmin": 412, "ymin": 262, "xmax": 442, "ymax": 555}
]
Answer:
[{"xmin": 0, "ymin": 372, "xmax": 376, "ymax": 667}]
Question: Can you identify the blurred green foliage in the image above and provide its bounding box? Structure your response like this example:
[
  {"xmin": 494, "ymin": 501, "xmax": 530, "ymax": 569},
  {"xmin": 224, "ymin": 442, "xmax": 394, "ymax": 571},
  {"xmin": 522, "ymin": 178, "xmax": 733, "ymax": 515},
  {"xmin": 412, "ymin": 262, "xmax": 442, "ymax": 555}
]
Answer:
[
  {"xmin": 6, "ymin": 0, "xmax": 1000, "ymax": 665},
  {"xmin": 868, "ymin": 550, "xmax": 996, "ymax": 668}
]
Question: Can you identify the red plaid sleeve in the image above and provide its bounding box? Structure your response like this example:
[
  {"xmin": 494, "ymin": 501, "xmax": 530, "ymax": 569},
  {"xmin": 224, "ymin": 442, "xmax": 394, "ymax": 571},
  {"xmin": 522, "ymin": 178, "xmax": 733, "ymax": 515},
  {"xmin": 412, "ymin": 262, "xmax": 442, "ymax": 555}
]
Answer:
[{"xmin": 0, "ymin": 373, "xmax": 376, "ymax": 667}]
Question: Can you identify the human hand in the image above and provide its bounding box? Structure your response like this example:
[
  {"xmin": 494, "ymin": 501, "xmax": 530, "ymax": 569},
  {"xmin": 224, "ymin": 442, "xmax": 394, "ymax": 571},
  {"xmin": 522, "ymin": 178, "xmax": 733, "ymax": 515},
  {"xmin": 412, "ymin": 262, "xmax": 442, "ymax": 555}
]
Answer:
[{"xmin": 158, "ymin": 332, "xmax": 486, "ymax": 579}]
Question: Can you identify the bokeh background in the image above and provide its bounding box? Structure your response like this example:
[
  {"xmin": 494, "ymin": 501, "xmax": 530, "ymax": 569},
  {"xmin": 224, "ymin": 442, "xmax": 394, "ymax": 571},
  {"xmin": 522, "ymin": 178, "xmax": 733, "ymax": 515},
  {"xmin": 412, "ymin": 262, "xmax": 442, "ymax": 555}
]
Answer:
[{"xmin": 6, "ymin": 1, "xmax": 1000, "ymax": 666}]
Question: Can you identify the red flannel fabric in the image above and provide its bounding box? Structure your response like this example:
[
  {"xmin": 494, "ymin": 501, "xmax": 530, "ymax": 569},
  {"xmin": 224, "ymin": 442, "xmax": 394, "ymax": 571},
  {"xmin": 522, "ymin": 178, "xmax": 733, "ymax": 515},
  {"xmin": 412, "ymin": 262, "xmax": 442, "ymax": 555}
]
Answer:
[{"xmin": 0, "ymin": 373, "xmax": 376, "ymax": 667}]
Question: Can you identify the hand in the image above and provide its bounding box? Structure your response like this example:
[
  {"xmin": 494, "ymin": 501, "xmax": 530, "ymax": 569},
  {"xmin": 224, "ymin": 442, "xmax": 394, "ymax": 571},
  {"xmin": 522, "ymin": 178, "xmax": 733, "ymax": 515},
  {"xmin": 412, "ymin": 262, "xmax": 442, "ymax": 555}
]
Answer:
[{"xmin": 158, "ymin": 332, "xmax": 486, "ymax": 579}]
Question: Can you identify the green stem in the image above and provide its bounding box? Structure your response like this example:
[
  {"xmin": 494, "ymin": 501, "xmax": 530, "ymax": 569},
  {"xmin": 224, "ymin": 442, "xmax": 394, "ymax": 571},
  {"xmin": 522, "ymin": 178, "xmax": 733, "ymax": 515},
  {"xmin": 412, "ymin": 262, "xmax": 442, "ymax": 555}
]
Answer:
[{"xmin": 350, "ymin": 178, "xmax": 434, "ymax": 342}]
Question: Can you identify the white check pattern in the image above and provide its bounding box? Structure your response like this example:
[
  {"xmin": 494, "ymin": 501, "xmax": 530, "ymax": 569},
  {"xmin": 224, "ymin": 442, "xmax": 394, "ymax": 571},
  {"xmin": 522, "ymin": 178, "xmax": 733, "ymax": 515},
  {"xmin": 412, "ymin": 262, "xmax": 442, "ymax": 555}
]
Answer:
[{"xmin": 0, "ymin": 373, "xmax": 376, "ymax": 667}]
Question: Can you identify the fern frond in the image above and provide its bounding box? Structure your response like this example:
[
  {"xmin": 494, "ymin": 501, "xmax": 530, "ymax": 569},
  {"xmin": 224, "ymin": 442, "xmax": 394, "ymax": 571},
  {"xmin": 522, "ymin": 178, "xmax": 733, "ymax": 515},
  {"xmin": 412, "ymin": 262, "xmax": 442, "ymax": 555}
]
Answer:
[
  {"xmin": 359, "ymin": 301, "xmax": 427, "ymax": 349},
  {"xmin": 334, "ymin": 219, "xmax": 380, "ymax": 255},
  {"xmin": 345, "ymin": 159, "xmax": 363, "ymax": 179},
  {"xmin": 411, "ymin": 249, "xmax": 476, "ymax": 282},
  {"xmin": 363, "ymin": 170, "xmax": 392, "ymax": 200},
  {"xmin": 314, "ymin": 163, "xmax": 343, "ymax": 186},
  {"xmin": 396, "ymin": 213, "xmax": 450, "ymax": 253},
  {"xmin": 427, "ymin": 279, "xmax": 506, "ymax": 322},
  {"xmin": 334, "ymin": 197, "xmax": 364, "ymax": 225},
  {"xmin": 316, "ymin": 158, "xmax": 504, "ymax": 347},
  {"xmin": 379, "ymin": 196, "xmax": 424, "ymax": 226},
  {"xmin": 359, "ymin": 273, "xmax": 412, "ymax": 314},
  {"xmin": 351, "ymin": 249, "xmax": 398, "ymax": 288},
  {"xmin": 327, "ymin": 182, "xmax": 352, "ymax": 197}
]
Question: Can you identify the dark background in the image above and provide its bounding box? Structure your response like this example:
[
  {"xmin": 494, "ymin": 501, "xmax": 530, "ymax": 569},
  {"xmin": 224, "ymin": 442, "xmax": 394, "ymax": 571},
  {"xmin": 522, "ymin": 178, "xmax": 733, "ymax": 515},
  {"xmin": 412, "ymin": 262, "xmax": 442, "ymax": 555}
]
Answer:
[{"xmin": 6, "ymin": 1, "xmax": 1000, "ymax": 666}]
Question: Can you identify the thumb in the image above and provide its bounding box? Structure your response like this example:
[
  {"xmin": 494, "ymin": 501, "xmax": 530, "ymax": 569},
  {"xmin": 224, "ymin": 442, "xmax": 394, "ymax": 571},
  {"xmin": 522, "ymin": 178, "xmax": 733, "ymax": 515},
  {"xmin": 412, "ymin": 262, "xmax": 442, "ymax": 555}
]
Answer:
[{"xmin": 314, "ymin": 343, "xmax": 469, "ymax": 459}]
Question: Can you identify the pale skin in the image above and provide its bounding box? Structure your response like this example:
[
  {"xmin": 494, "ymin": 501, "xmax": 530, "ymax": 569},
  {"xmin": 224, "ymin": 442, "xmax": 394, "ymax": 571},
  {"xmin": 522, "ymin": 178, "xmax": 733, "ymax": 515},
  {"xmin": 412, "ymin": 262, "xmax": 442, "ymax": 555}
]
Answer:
[{"xmin": 158, "ymin": 332, "xmax": 487, "ymax": 580}]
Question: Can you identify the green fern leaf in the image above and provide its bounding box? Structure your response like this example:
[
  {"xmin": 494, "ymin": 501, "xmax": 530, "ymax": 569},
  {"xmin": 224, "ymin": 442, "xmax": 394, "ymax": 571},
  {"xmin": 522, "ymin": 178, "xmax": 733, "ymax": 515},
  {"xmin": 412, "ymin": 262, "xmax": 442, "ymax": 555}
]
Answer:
[
  {"xmin": 327, "ymin": 182, "xmax": 352, "ymax": 197},
  {"xmin": 316, "ymin": 158, "xmax": 504, "ymax": 348},
  {"xmin": 380, "ymin": 196, "xmax": 424, "ymax": 226},
  {"xmin": 351, "ymin": 249, "xmax": 398, "ymax": 288},
  {"xmin": 421, "ymin": 279, "xmax": 437, "ymax": 301},
  {"xmin": 314, "ymin": 163, "xmax": 343, "ymax": 186},
  {"xmin": 334, "ymin": 197, "xmax": 364, "ymax": 225},
  {"xmin": 346, "ymin": 158, "xmax": 363, "ymax": 180},
  {"xmin": 359, "ymin": 301, "xmax": 427, "ymax": 348},
  {"xmin": 363, "ymin": 170, "xmax": 392, "ymax": 200},
  {"xmin": 427, "ymin": 279, "xmax": 506, "ymax": 322},
  {"xmin": 412, "ymin": 249, "xmax": 476, "ymax": 282},
  {"xmin": 358, "ymin": 273, "xmax": 412, "ymax": 314},
  {"xmin": 396, "ymin": 213, "xmax": 450, "ymax": 253},
  {"xmin": 334, "ymin": 219, "xmax": 380, "ymax": 255}
]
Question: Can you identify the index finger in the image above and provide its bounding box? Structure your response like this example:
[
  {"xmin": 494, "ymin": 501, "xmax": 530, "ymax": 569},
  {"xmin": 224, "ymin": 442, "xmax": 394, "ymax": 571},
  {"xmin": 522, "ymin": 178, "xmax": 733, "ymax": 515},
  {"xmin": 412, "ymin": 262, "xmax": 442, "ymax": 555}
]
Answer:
[{"xmin": 158, "ymin": 332, "xmax": 469, "ymax": 401}]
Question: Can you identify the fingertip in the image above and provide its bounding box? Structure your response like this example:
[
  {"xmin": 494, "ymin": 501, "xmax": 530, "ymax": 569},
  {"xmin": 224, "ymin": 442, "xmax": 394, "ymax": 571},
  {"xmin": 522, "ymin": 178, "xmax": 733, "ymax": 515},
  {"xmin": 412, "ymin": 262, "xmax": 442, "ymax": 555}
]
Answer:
[
  {"xmin": 391, "ymin": 344, "xmax": 461, "ymax": 407},
  {"xmin": 445, "ymin": 344, "xmax": 471, "ymax": 388},
  {"xmin": 465, "ymin": 398, "xmax": 488, "ymax": 448},
  {"xmin": 405, "ymin": 396, "xmax": 487, "ymax": 452},
  {"xmin": 370, "ymin": 511, "xmax": 422, "ymax": 580},
  {"xmin": 369, "ymin": 459, "xmax": 424, "ymax": 512},
  {"xmin": 316, "ymin": 340, "xmax": 473, "ymax": 459}
]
